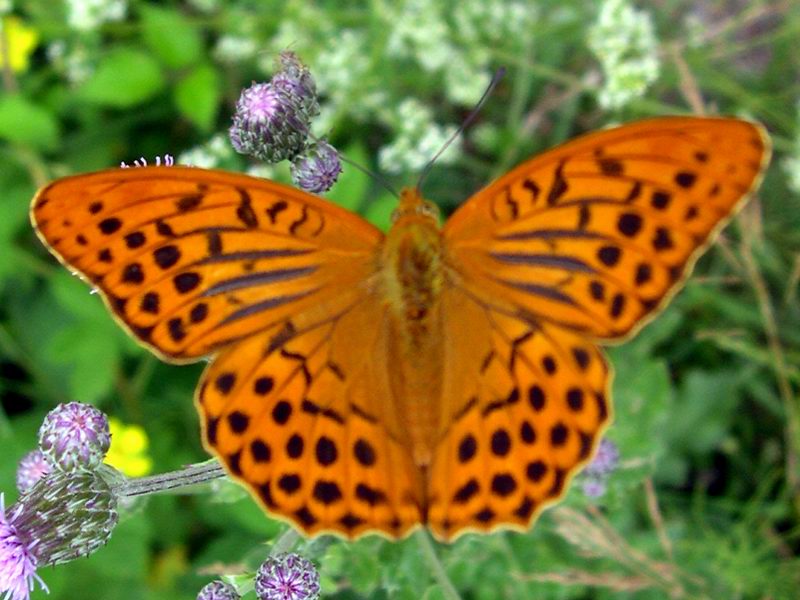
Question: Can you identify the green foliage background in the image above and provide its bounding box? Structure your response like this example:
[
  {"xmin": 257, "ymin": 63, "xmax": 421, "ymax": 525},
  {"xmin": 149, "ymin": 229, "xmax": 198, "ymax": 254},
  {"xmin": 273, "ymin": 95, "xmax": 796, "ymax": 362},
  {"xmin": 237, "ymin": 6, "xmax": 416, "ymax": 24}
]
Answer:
[{"xmin": 1, "ymin": 0, "xmax": 799, "ymax": 598}]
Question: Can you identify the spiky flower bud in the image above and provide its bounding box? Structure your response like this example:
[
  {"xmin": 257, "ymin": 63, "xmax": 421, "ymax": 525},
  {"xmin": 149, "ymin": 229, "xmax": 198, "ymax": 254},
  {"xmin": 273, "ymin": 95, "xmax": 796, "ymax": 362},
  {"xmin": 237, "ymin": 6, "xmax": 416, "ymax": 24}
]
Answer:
[
  {"xmin": 16, "ymin": 449, "xmax": 51, "ymax": 493},
  {"xmin": 197, "ymin": 580, "xmax": 241, "ymax": 600},
  {"xmin": 255, "ymin": 553, "xmax": 320, "ymax": 600},
  {"xmin": 272, "ymin": 51, "xmax": 320, "ymax": 121},
  {"xmin": 38, "ymin": 402, "xmax": 110, "ymax": 472},
  {"xmin": 229, "ymin": 82, "xmax": 311, "ymax": 163},
  {"xmin": 290, "ymin": 139, "xmax": 342, "ymax": 193},
  {"xmin": 1, "ymin": 470, "xmax": 119, "ymax": 598}
]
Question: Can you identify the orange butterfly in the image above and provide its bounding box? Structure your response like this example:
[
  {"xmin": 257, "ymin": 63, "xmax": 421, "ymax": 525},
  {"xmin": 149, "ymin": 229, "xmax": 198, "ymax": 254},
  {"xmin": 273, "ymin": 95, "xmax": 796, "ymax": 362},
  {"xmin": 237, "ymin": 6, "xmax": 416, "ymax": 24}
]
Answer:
[{"xmin": 31, "ymin": 117, "xmax": 769, "ymax": 541}]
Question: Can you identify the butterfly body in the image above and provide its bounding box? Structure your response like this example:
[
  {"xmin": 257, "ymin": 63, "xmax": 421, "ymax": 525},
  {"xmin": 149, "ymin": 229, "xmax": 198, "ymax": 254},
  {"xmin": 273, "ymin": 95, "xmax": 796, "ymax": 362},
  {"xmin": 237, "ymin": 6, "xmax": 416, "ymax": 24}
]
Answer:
[
  {"xmin": 381, "ymin": 188, "xmax": 446, "ymax": 465},
  {"xmin": 31, "ymin": 117, "xmax": 769, "ymax": 541}
]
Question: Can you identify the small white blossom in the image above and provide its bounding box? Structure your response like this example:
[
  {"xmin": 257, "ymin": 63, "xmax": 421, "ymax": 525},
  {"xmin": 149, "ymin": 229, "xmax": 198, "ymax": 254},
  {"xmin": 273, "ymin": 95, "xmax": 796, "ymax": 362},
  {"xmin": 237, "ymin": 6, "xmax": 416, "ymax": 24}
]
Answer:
[
  {"xmin": 444, "ymin": 59, "xmax": 492, "ymax": 106},
  {"xmin": 378, "ymin": 99, "xmax": 458, "ymax": 174},
  {"xmin": 385, "ymin": 0, "xmax": 454, "ymax": 72},
  {"xmin": 213, "ymin": 35, "xmax": 257, "ymax": 63},
  {"xmin": 452, "ymin": 1, "xmax": 538, "ymax": 45},
  {"xmin": 65, "ymin": 0, "xmax": 127, "ymax": 31},
  {"xmin": 178, "ymin": 134, "xmax": 234, "ymax": 169},
  {"xmin": 588, "ymin": 0, "xmax": 661, "ymax": 109}
]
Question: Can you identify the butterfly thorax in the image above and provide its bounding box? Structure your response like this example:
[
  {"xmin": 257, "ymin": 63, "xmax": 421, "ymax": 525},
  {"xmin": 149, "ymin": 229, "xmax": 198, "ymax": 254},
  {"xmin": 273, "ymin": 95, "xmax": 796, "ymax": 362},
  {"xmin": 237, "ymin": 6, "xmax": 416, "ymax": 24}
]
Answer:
[{"xmin": 381, "ymin": 188, "xmax": 445, "ymax": 465}]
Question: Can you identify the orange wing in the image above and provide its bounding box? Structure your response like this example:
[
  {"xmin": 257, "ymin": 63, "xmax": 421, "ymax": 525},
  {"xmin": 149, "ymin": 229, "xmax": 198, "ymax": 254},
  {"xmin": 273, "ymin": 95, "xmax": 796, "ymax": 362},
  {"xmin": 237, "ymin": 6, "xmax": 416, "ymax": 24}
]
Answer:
[
  {"xmin": 31, "ymin": 167, "xmax": 383, "ymax": 361},
  {"xmin": 426, "ymin": 283, "xmax": 610, "ymax": 540},
  {"xmin": 197, "ymin": 290, "xmax": 426, "ymax": 539},
  {"xmin": 443, "ymin": 117, "xmax": 770, "ymax": 341}
]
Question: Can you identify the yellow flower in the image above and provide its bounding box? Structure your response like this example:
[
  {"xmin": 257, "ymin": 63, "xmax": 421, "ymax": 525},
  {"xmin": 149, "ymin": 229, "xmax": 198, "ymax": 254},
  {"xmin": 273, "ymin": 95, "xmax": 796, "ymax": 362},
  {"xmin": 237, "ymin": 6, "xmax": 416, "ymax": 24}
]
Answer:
[
  {"xmin": 0, "ymin": 16, "xmax": 39, "ymax": 73},
  {"xmin": 105, "ymin": 417, "xmax": 153, "ymax": 477}
]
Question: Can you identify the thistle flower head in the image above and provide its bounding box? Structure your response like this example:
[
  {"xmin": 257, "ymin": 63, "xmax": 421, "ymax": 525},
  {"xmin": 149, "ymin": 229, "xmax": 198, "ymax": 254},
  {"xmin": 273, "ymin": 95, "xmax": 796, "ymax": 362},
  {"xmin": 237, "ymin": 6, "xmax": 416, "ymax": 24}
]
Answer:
[
  {"xmin": 1, "ymin": 470, "xmax": 117, "ymax": 599},
  {"xmin": 272, "ymin": 51, "xmax": 320, "ymax": 120},
  {"xmin": 15, "ymin": 450, "xmax": 51, "ymax": 494},
  {"xmin": 38, "ymin": 402, "xmax": 110, "ymax": 472},
  {"xmin": 290, "ymin": 139, "xmax": 342, "ymax": 193},
  {"xmin": 0, "ymin": 495, "xmax": 47, "ymax": 600},
  {"xmin": 229, "ymin": 82, "xmax": 311, "ymax": 163},
  {"xmin": 255, "ymin": 553, "xmax": 320, "ymax": 600},
  {"xmin": 197, "ymin": 580, "xmax": 241, "ymax": 600},
  {"xmin": 11, "ymin": 470, "xmax": 119, "ymax": 567}
]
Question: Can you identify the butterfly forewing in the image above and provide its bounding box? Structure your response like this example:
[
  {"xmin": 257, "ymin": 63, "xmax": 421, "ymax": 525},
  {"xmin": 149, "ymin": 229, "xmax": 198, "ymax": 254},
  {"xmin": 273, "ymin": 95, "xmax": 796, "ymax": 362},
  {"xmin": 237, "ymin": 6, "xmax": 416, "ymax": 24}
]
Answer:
[
  {"xmin": 32, "ymin": 167, "xmax": 383, "ymax": 361},
  {"xmin": 443, "ymin": 117, "xmax": 770, "ymax": 340}
]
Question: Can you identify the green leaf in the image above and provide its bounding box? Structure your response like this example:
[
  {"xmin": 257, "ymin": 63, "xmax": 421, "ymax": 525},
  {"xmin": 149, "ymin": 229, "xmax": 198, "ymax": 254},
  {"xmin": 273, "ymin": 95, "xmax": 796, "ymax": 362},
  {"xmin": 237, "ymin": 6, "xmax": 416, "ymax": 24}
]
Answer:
[
  {"xmin": 364, "ymin": 192, "xmax": 396, "ymax": 231},
  {"xmin": 174, "ymin": 64, "xmax": 220, "ymax": 131},
  {"xmin": 0, "ymin": 94, "xmax": 59, "ymax": 149},
  {"xmin": 327, "ymin": 143, "xmax": 369, "ymax": 211},
  {"xmin": 80, "ymin": 48, "xmax": 165, "ymax": 108},
  {"xmin": 140, "ymin": 5, "xmax": 203, "ymax": 69}
]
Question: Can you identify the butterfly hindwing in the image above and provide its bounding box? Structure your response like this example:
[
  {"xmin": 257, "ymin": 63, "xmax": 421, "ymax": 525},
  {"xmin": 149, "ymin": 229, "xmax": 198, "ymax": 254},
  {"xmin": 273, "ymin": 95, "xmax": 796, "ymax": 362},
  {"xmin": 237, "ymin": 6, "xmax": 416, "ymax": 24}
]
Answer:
[
  {"xmin": 198, "ymin": 286, "xmax": 425, "ymax": 539},
  {"xmin": 443, "ymin": 117, "xmax": 770, "ymax": 340},
  {"xmin": 31, "ymin": 167, "xmax": 383, "ymax": 361},
  {"xmin": 426, "ymin": 285, "xmax": 610, "ymax": 540}
]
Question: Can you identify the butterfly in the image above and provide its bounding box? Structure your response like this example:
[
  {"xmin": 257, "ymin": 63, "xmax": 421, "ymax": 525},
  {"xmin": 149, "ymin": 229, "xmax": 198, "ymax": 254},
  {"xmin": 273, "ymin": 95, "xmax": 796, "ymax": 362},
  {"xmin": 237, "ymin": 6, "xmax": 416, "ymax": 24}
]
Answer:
[{"xmin": 31, "ymin": 117, "xmax": 769, "ymax": 541}]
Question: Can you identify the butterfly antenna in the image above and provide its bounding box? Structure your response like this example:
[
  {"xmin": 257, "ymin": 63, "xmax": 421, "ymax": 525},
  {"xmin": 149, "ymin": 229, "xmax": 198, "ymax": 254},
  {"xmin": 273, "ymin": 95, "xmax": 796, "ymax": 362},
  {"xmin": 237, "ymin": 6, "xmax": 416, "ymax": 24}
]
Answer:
[
  {"xmin": 416, "ymin": 67, "xmax": 506, "ymax": 194},
  {"xmin": 307, "ymin": 133, "xmax": 399, "ymax": 198}
]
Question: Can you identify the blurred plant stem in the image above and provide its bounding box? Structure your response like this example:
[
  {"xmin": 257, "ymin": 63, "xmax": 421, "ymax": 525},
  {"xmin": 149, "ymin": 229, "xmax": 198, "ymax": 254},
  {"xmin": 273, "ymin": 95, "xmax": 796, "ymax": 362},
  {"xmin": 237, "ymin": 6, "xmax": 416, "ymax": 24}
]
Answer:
[
  {"xmin": 415, "ymin": 530, "xmax": 462, "ymax": 600},
  {"xmin": 739, "ymin": 203, "xmax": 800, "ymax": 512}
]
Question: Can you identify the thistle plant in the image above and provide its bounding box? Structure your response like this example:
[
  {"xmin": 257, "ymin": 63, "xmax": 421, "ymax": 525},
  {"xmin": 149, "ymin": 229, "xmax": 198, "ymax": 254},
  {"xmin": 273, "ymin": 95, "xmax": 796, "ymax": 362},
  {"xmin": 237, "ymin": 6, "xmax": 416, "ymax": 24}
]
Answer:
[
  {"xmin": 197, "ymin": 580, "xmax": 241, "ymax": 600},
  {"xmin": 15, "ymin": 451, "xmax": 50, "ymax": 494},
  {"xmin": 3, "ymin": 401, "xmax": 323, "ymax": 599},
  {"xmin": 228, "ymin": 51, "xmax": 341, "ymax": 193},
  {"xmin": 255, "ymin": 553, "xmax": 321, "ymax": 600}
]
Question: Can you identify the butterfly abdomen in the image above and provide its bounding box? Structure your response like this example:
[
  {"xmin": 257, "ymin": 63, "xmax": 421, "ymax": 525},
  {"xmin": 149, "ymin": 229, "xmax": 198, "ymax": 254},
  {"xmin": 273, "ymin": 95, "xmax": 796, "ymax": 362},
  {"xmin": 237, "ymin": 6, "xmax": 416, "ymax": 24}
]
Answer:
[{"xmin": 381, "ymin": 188, "xmax": 447, "ymax": 465}]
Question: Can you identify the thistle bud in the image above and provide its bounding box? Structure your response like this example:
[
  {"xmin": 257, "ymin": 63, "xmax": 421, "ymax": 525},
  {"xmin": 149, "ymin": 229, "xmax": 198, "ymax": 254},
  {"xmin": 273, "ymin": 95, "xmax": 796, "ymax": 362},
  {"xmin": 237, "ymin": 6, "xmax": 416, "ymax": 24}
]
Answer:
[
  {"xmin": 38, "ymin": 402, "xmax": 111, "ymax": 472},
  {"xmin": 290, "ymin": 139, "xmax": 342, "ymax": 193}
]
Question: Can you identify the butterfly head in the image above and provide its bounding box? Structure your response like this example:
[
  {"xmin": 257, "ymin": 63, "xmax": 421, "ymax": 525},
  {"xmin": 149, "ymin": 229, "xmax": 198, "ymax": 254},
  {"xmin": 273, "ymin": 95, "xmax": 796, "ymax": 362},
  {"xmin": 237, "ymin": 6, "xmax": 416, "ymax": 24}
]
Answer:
[{"xmin": 391, "ymin": 188, "xmax": 440, "ymax": 228}]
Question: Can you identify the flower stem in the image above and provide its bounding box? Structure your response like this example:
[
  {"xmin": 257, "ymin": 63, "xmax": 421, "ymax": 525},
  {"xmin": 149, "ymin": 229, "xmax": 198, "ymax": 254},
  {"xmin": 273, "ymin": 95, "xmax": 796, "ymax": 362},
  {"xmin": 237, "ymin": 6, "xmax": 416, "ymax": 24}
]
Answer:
[
  {"xmin": 112, "ymin": 460, "xmax": 227, "ymax": 498},
  {"xmin": 415, "ymin": 530, "xmax": 462, "ymax": 600}
]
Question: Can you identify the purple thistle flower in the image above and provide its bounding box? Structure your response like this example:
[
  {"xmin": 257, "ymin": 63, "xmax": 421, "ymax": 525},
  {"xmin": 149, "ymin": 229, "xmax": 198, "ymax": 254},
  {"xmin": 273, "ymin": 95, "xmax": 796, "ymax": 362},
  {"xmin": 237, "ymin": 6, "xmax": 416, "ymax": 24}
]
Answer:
[
  {"xmin": 584, "ymin": 439, "xmax": 619, "ymax": 478},
  {"xmin": 9, "ymin": 470, "xmax": 119, "ymax": 567},
  {"xmin": 0, "ymin": 495, "xmax": 48, "ymax": 600},
  {"xmin": 229, "ymin": 82, "xmax": 311, "ymax": 163},
  {"xmin": 1, "ymin": 470, "xmax": 117, "ymax": 599},
  {"xmin": 290, "ymin": 139, "xmax": 342, "ymax": 193},
  {"xmin": 272, "ymin": 51, "xmax": 319, "ymax": 120},
  {"xmin": 255, "ymin": 553, "xmax": 320, "ymax": 600},
  {"xmin": 581, "ymin": 478, "xmax": 607, "ymax": 499},
  {"xmin": 38, "ymin": 402, "xmax": 110, "ymax": 472},
  {"xmin": 197, "ymin": 580, "xmax": 240, "ymax": 600},
  {"xmin": 15, "ymin": 451, "xmax": 51, "ymax": 494}
]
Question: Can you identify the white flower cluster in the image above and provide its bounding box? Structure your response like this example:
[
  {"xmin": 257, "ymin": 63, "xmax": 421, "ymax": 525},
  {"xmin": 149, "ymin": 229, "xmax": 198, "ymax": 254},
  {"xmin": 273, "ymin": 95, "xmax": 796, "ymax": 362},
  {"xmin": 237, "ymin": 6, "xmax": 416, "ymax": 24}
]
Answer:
[
  {"xmin": 783, "ymin": 101, "xmax": 800, "ymax": 194},
  {"xmin": 65, "ymin": 0, "xmax": 127, "ymax": 32},
  {"xmin": 378, "ymin": 99, "xmax": 458, "ymax": 174},
  {"xmin": 588, "ymin": 0, "xmax": 661, "ymax": 109},
  {"xmin": 214, "ymin": 35, "xmax": 258, "ymax": 63},
  {"xmin": 264, "ymin": 0, "xmax": 542, "ymax": 175},
  {"xmin": 178, "ymin": 134, "xmax": 234, "ymax": 169},
  {"xmin": 46, "ymin": 41, "xmax": 94, "ymax": 84},
  {"xmin": 384, "ymin": 0, "xmax": 538, "ymax": 106}
]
